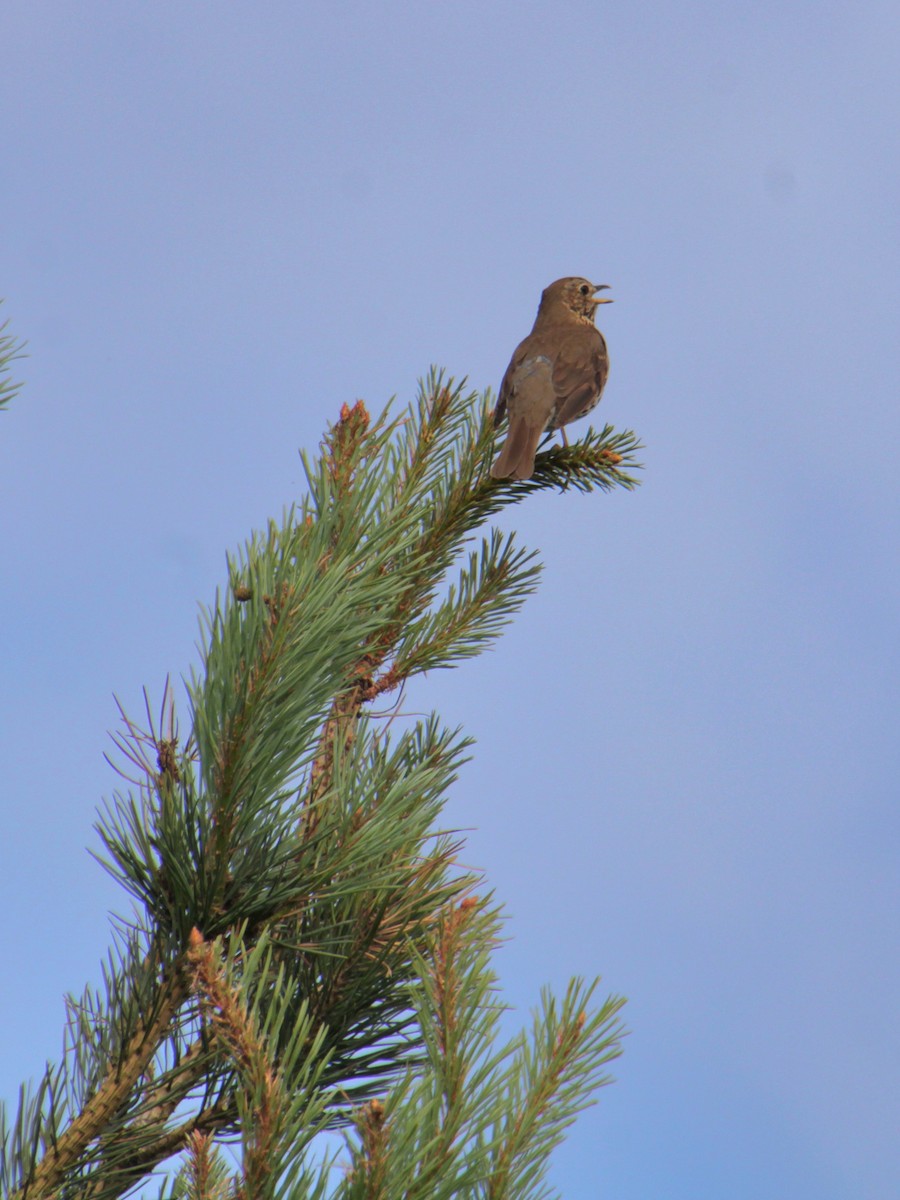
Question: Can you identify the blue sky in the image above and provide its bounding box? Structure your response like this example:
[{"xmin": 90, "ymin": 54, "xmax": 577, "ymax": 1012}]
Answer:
[{"xmin": 1, "ymin": 4, "xmax": 898, "ymax": 1197}]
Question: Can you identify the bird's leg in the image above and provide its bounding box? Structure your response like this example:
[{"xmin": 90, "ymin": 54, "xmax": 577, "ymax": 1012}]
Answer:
[{"xmin": 537, "ymin": 427, "xmax": 570, "ymax": 452}]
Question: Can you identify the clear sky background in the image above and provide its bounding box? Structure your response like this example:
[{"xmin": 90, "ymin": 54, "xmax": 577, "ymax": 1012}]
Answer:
[{"xmin": 1, "ymin": 4, "xmax": 898, "ymax": 1198}]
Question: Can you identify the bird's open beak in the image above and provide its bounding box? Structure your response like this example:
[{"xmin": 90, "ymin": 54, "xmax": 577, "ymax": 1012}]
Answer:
[{"xmin": 592, "ymin": 284, "xmax": 614, "ymax": 304}]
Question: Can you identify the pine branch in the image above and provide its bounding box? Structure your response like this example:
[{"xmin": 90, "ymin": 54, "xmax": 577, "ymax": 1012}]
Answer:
[
  {"xmin": 21, "ymin": 954, "xmax": 192, "ymax": 1197},
  {"xmin": 484, "ymin": 981, "xmax": 627, "ymax": 1200},
  {"xmin": 294, "ymin": 376, "xmax": 641, "ymax": 805},
  {"xmin": 335, "ymin": 899, "xmax": 626, "ymax": 1200}
]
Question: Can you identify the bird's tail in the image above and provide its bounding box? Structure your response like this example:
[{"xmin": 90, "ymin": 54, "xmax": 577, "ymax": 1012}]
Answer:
[{"xmin": 490, "ymin": 418, "xmax": 545, "ymax": 480}]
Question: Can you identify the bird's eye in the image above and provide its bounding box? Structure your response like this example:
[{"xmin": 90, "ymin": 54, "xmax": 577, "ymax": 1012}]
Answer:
[{"xmin": 579, "ymin": 283, "xmax": 590, "ymax": 295}]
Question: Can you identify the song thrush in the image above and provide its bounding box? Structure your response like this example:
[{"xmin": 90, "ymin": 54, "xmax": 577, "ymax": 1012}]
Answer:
[{"xmin": 490, "ymin": 276, "xmax": 612, "ymax": 480}]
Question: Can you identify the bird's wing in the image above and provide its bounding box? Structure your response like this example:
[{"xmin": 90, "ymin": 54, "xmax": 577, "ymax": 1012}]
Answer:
[
  {"xmin": 550, "ymin": 328, "xmax": 609, "ymax": 428},
  {"xmin": 493, "ymin": 335, "xmax": 537, "ymax": 427}
]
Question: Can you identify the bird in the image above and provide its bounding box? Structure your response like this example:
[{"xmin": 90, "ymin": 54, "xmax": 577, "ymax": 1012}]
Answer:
[{"xmin": 490, "ymin": 276, "xmax": 612, "ymax": 480}]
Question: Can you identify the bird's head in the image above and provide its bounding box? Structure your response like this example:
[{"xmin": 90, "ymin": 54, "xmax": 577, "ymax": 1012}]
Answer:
[{"xmin": 540, "ymin": 276, "xmax": 613, "ymax": 323}]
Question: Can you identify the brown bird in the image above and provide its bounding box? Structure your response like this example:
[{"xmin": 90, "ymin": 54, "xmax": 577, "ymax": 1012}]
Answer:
[{"xmin": 490, "ymin": 276, "xmax": 613, "ymax": 480}]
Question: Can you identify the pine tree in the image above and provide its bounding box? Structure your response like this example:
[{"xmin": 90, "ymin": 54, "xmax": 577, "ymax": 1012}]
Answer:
[{"xmin": 1, "ymin": 372, "xmax": 640, "ymax": 1199}]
